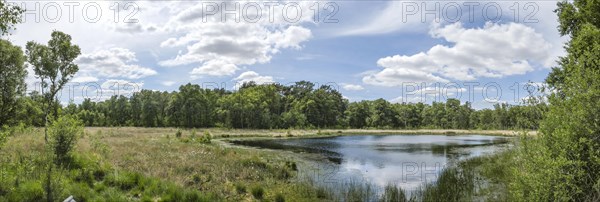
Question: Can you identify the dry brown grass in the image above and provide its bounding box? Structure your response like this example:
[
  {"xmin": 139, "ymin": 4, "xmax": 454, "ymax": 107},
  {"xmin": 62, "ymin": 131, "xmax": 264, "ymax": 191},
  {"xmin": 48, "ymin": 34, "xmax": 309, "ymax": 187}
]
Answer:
[{"xmin": 84, "ymin": 127, "xmax": 536, "ymax": 138}]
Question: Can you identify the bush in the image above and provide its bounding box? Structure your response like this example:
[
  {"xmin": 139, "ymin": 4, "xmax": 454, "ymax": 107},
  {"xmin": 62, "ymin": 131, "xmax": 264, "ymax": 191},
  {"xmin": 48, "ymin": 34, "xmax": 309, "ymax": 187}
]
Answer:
[
  {"xmin": 199, "ymin": 131, "xmax": 211, "ymax": 144},
  {"xmin": 48, "ymin": 115, "xmax": 83, "ymax": 165},
  {"xmin": 274, "ymin": 193, "xmax": 285, "ymax": 202},
  {"xmin": 175, "ymin": 130, "xmax": 182, "ymax": 138},
  {"xmin": 250, "ymin": 185, "xmax": 264, "ymax": 199},
  {"xmin": 234, "ymin": 182, "xmax": 246, "ymax": 194},
  {"xmin": 9, "ymin": 181, "xmax": 45, "ymax": 201},
  {"xmin": 510, "ymin": 6, "xmax": 600, "ymax": 201}
]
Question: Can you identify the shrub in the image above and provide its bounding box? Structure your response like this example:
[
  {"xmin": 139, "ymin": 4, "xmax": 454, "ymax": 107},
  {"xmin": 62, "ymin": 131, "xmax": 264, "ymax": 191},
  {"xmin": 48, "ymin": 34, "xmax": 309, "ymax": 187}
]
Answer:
[
  {"xmin": 250, "ymin": 185, "xmax": 264, "ymax": 199},
  {"xmin": 285, "ymin": 161, "xmax": 297, "ymax": 171},
  {"xmin": 105, "ymin": 172, "xmax": 141, "ymax": 191},
  {"xmin": 199, "ymin": 131, "xmax": 211, "ymax": 144},
  {"xmin": 274, "ymin": 193, "xmax": 285, "ymax": 202},
  {"xmin": 48, "ymin": 115, "xmax": 83, "ymax": 165},
  {"xmin": 234, "ymin": 183, "xmax": 246, "ymax": 194},
  {"xmin": 9, "ymin": 181, "xmax": 45, "ymax": 201},
  {"xmin": 510, "ymin": 6, "xmax": 600, "ymax": 200}
]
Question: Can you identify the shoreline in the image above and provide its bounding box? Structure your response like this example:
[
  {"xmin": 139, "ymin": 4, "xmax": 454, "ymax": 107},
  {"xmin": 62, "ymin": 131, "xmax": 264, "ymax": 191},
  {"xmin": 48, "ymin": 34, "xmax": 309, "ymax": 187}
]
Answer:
[{"xmin": 81, "ymin": 127, "xmax": 537, "ymax": 139}]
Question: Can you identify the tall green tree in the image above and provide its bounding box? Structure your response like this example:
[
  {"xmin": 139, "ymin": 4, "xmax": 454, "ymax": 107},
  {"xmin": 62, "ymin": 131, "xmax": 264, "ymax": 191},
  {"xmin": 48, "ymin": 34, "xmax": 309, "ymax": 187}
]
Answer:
[
  {"xmin": 0, "ymin": 1, "xmax": 24, "ymax": 127},
  {"xmin": 369, "ymin": 99, "xmax": 397, "ymax": 128},
  {"xmin": 168, "ymin": 84, "xmax": 217, "ymax": 128},
  {"xmin": 0, "ymin": 39, "xmax": 26, "ymax": 126},
  {"xmin": 345, "ymin": 101, "xmax": 370, "ymax": 128},
  {"xmin": 25, "ymin": 31, "xmax": 80, "ymax": 202},
  {"xmin": 15, "ymin": 92, "xmax": 45, "ymax": 126},
  {"xmin": 513, "ymin": 0, "xmax": 600, "ymax": 200},
  {"xmin": 26, "ymin": 31, "xmax": 81, "ymax": 140}
]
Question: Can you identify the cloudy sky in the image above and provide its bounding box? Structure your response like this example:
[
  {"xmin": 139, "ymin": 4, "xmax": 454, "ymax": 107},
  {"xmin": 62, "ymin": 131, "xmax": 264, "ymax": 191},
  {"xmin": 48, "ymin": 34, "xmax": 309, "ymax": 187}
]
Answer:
[{"xmin": 3, "ymin": 0, "xmax": 566, "ymax": 108}]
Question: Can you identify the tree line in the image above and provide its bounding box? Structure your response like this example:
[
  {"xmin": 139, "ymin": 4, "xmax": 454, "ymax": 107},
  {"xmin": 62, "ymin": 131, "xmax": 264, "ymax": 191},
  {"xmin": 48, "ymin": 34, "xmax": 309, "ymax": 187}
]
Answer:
[{"xmin": 5, "ymin": 82, "xmax": 545, "ymax": 130}]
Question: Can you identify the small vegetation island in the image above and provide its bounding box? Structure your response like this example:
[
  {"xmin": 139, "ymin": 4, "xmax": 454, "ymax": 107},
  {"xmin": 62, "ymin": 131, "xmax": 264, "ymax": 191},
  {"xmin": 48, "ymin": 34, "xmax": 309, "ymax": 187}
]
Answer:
[{"xmin": 1, "ymin": 0, "xmax": 599, "ymax": 201}]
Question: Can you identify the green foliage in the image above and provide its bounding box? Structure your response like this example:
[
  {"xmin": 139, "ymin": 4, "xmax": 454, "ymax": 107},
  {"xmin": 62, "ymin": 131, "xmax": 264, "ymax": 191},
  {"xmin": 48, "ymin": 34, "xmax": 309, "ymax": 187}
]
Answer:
[
  {"xmin": 0, "ymin": 39, "xmax": 26, "ymax": 127},
  {"xmin": 274, "ymin": 193, "xmax": 285, "ymax": 202},
  {"xmin": 168, "ymin": 84, "xmax": 218, "ymax": 128},
  {"xmin": 14, "ymin": 92, "xmax": 46, "ymax": 127},
  {"xmin": 345, "ymin": 101, "xmax": 371, "ymax": 128},
  {"xmin": 511, "ymin": 1, "xmax": 600, "ymax": 201},
  {"xmin": 26, "ymin": 31, "xmax": 81, "ymax": 123},
  {"xmin": 234, "ymin": 182, "xmax": 246, "ymax": 194},
  {"xmin": 55, "ymin": 81, "xmax": 546, "ymax": 130},
  {"xmin": 0, "ymin": 130, "xmax": 6, "ymax": 149},
  {"xmin": 0, "ymin": 149, "xmax": 216, "ymax": 202},
  {"xmin": 48, "ymin": 115, "xmax": 83, "ymax": 165},
  {"xmin": 250, "ymin": 185, "xmax": 265, "ymax": 199},
  {"xmin": 199, "ymin": 131, "xmax": 212, "ymax": 144},
  {"xmin": 175, "ymin": 129, "xmax": 182, "ymax": 138},
  {"xmin": 10, "ymin": 181, "xmax": 45, "ymax": 201},
  {"xmin": 190, "ymin": 129, "xmax": 197, "ymax": 140},
  {"xmin": 0, "ymin": 0, "xmax": 24, "ymax": 36}
]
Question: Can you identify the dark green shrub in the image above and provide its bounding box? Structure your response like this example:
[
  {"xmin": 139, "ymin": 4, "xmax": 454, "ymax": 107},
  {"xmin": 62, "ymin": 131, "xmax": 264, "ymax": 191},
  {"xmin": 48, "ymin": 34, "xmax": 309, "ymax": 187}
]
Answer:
[
  {"xmin": 274, "ymin": 193, "xmax": 285, "ymax": 202},
  {"xmin": 199, "ymin": 131, "xmax": 211, "ymax": 144},
  {"xmin": 67, "ymin": 182, "xmax": 95, "ymax": 202},
  {"xmin": 105, "ymin": 172, "xmax": 141, "ymax": 191},
  {"xmin": 273, "ymin": 166, "xmax": 292, "ymax": 180},
  {"xmin": 251, "ymin": 185, "xmax": 264, "ymax": 199},
  {"xmin": 175, "ymin": 130, "xmax": 182, "ymax": 138},
  {"xmin": 285, "ymin": 161, "xmax": 297, "ymax": 171},
  {"xmin": 234, "ymin": 182, "xmax": 246, "ymax": 194},
  {"xmin": 48, "ymin": 115, "xmax": 83, "ymax": 165},
  {"xmin": 10, "ymin": 181, "xmax": 44, "ymax": 201}
]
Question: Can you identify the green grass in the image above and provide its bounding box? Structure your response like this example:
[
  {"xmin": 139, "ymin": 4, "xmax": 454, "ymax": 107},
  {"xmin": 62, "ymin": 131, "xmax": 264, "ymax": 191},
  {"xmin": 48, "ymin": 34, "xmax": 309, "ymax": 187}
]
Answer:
[{"xmin": 0, "ymin": 127, "xmax": 335, "ymax": 202}]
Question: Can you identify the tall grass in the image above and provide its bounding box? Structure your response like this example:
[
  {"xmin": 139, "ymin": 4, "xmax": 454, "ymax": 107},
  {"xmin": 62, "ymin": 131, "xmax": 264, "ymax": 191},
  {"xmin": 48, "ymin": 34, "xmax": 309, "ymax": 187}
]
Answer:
[
  {"xmin": 1, "ymin": 127, "xmax": 335, "ymax": 201},
  {"xmin": 306, "ymin": 151, "xmax": 515, "ymax": 202}
]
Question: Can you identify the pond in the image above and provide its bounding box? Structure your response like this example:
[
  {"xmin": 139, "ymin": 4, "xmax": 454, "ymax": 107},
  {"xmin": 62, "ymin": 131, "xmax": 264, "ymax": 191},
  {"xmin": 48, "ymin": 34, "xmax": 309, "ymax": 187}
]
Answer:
[{"xmin": 230, "ymin": 134, "xmax": 512, "ymax": 192}]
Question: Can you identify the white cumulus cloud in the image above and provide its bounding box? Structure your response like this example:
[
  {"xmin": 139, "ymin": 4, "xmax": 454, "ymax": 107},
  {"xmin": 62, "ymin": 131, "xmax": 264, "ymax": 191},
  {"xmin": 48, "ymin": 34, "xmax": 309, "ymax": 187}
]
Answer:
[
  {"xmin": 76, "ymin": 48, "xmax": 157, "ymax": 80},
  {"xmin": 234, "ymin": 71, "xmax": 275, "ymax": 85},
  {"xmin": 159, "ymin": 1, "xmax": 313, "ymax": 78},
  {"xmin": 363, "ymin": 22, "xmax": 552, "ymax": 87},
  {"xmin": 342, "ymin": 83, "xmax": 364, "ymax": 91}
]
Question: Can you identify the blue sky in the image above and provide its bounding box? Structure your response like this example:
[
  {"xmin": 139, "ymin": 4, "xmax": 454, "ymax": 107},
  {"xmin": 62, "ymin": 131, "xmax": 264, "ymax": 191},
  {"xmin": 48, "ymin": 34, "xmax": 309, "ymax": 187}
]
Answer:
[{"xmin": 4, "ymin": 0, "xmax": 566, "ymax": 109}]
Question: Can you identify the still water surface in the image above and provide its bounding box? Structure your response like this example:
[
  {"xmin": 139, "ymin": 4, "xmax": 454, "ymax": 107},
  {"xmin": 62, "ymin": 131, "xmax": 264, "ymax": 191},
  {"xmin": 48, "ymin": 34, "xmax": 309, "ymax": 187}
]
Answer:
[{"xmin": 231, "ymin": 134, "xmax": 511, "ymax": 190}]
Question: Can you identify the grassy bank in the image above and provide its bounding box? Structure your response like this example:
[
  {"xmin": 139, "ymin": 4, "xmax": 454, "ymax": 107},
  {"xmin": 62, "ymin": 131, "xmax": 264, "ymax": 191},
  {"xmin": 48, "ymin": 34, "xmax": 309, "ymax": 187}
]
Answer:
[
  {"xmin": 0, "ymin": 127, "xmax": 335, "ymax": 201},
  {"xmin": 83, "ymin": 127, "xmax": 535, "ymax": 139}
]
